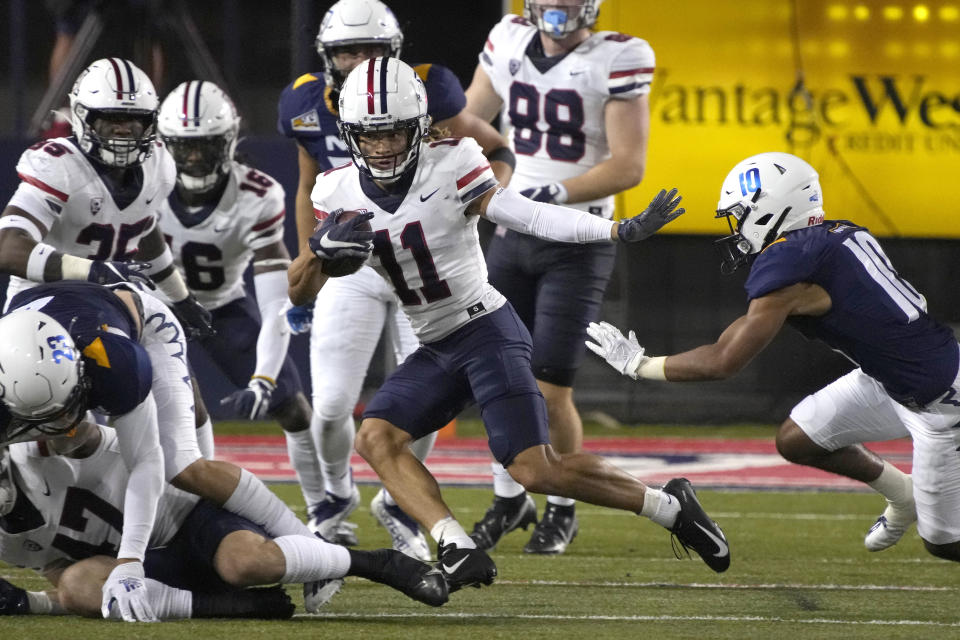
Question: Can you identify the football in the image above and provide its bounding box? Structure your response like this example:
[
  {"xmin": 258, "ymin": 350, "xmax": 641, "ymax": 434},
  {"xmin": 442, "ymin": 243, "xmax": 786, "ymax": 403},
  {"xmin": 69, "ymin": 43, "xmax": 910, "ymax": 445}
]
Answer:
[{"xmin": 319, "ymin": 209, "xmax": 373, "ymax": 278}]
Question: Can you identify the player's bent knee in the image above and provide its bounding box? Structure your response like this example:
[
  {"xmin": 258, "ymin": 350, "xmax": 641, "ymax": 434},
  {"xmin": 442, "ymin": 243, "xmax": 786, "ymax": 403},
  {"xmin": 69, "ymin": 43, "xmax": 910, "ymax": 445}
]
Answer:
[
  {"xmin": 272, "ymin": 393, "xmax": 312, "ymax": 432},
  {"xmin": 312, "ymin": 389, "xmax": 355, "ymax": 423},
  {"xmin": 355, "ymin": 418, "xmax": 408, "ymax": 461},
  {"xmin": 505, "ymin": 446, "xmax": 557, "ymax": 493},
  {"xmin": 215, "ymin": 531, "xmax": 283, "ymax": 586},
  {"xmin": 775, "ymin": 419, "xmax": 821, "ymax": 464}
]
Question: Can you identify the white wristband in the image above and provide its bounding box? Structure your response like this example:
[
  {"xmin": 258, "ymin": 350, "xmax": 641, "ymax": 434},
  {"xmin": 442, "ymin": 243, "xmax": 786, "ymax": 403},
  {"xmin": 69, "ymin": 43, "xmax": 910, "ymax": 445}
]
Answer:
[
  {"xmin": 60, "ymin": 253, "xmax": 94, "ymax": 280},
  {"xmin": 635, "ymin": 355, "xmax": 667, "ymax": 381},
  {"xmin": 144, "ymin": 244, "xmax": 174, "ymax": 275},
  {"xmin": 154, "ymin": 269, "xmax": 190, "ymax": 302},
  {"xmin": 26, "ymin": 242, "xmax": 58, "ymax": 282}
]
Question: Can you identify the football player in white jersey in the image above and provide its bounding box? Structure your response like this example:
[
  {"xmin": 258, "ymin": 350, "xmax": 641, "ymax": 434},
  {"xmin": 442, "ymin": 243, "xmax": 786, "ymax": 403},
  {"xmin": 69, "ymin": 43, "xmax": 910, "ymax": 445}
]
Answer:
[
  {"xmin": 0, "ymin": 420, "xmax": 448, "ymax": 620},
  {"xmin": 155, "ymin": 81, "xmax": 324, "ymax": 524},
  {"xmin": 289, "ymin": 58, "xmax": 728, "ymax": 590},
  {"xmin": 0, "ymin": 58, "xmax": 213, "ymax": 337},
  {"xmin": 279, "ymin": 0, "xmax": 517, "ymax": 560},
  {"xmin": 464, "ymin": 0, "xmax": 655, "ymax": 554}
]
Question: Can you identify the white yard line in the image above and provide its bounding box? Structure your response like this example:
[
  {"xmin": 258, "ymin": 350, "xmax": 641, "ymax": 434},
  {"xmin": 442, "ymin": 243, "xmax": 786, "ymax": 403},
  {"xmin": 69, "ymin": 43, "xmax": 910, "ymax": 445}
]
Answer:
[{"xmin": 296, "ymin": 612, "xmax": 960, "ymax": 627}]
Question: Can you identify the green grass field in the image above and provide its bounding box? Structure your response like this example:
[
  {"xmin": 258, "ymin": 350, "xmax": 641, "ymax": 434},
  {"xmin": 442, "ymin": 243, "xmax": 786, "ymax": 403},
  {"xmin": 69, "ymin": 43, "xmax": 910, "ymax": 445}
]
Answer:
[{"xmin": 2, "ymin": 421, "xmax": 957, "ymax": 639}]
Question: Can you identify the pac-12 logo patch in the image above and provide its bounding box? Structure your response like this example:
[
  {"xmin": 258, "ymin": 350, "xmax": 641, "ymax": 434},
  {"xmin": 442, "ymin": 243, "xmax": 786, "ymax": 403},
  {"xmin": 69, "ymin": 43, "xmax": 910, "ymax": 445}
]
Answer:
[{"xmin": 90, "ymin": 197, "xmax": 103, "ymax": 215}]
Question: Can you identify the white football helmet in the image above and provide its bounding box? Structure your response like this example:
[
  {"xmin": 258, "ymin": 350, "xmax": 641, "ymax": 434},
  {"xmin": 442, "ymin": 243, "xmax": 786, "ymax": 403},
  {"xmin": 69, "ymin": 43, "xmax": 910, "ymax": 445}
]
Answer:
[
  {"xmin": 316, "ymin": 0, "xmax": 403, "ymax": 90},
  {"xmin": 338, "ymin": 57, "xmax": 430, "ymax": 182},
  {"xmin": 525, "ymin": 0, "xmax": 603, "ymax": 39},
  {"xmin": 714, "ymin": 152, "xmax": 824, "ymax": 273},
  {"xmin": 0, "ymin": 310, "xmax": 87, "ymax": 446},
  {"xmin": 68, "ymin": 57, "xmax": 159, "ymax": 168},
  {"xmin": 158, "ymin": 81, "xmax": 240, "ymax": 193}
]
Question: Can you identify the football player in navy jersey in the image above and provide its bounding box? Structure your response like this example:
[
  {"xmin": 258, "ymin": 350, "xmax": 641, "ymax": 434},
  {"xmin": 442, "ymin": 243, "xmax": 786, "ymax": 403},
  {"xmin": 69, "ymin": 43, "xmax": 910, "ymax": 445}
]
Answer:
[
  {"xmin": 276, "ymin": 0, "xmax": 516, "ymax": 559},
  {"xmin": 587, "ymin": 152, "xmax": 960, "ymax": 562},
  {"xmin": 464, "ymin": 0, "xmax": 654, "ymax": 554}
]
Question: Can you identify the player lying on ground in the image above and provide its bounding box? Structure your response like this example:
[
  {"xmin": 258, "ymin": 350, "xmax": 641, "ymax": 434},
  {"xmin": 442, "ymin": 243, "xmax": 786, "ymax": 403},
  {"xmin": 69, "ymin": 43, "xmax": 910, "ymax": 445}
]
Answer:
[{"xmin": 0, "ymin": 420, "xmax": 448, "ymax": 621}]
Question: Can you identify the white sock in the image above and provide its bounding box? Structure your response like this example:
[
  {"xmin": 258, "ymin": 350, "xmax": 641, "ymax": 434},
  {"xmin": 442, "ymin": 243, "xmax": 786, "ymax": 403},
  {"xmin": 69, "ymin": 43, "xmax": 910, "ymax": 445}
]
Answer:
[
  {"xmin": 284, "ymin": 428, "xmax": 326, "ymax": 508},
  {"xmin": 196, "ymin": 417, "xmax": 215, "ymax": 459},
  {"xmin": 316, "ymin": 413, "xmax": 354, "ymax": 497},
  {"xmin": 546, "ymin": 495, "xmax": 575, "ymax": 508},
  {"xmin": 144, "ymin": 578, "xmax": 192, "ymax": 619},
  {"xmin": 222, "ymin": 468, "xmax": 313, "ymax": 538},
  {"xmin": 867, "ymin": 461, "xmax": 913, "ymax": 507},
  {"xmin": 640, "ymin": 488, "xmax": 681, "ymax": 529},
  {"xmin": 491, "ymin": 462, "xmax": 525, "ymax": 498},
  {"xmin": 26, "ymin": 591, "xmax": 66, "ymax": 615},
  {"xmin": 429, "ymin": 516, "xmax": 475, "ymax": 549},
  {"xmin": 273, "ymin": 535, "xmax": 351, "ymax": 583}
]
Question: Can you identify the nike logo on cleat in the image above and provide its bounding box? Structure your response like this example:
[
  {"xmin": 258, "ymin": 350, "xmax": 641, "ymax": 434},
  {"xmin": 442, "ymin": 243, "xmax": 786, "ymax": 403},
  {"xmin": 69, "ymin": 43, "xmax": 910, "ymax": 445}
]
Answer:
[
  {"xmin": 694, "ymin": 522, "xmax": 729, "ymax": 557},
  {"xmin": 441, "ymin": 556, "xmax": 469, "ymax": 574}
]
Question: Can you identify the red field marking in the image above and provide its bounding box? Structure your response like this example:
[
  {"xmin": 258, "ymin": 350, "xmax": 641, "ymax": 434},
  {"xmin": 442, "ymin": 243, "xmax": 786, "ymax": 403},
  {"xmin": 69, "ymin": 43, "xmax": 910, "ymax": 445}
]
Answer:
[{"xmin": 216, "ymin": 435, "xmax": 912, "ymax": 490}]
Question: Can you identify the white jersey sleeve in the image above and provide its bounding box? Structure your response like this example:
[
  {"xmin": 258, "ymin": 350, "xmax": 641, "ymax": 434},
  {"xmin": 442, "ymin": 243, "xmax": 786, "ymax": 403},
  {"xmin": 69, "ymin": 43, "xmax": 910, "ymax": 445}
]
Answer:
[
  {"xmin": 239, "ymin": 165, "xmax": 287, "ymax": 251},
  {"xmin": 605, "ymin": 33, "xmax": 655, "ymax": 99}
]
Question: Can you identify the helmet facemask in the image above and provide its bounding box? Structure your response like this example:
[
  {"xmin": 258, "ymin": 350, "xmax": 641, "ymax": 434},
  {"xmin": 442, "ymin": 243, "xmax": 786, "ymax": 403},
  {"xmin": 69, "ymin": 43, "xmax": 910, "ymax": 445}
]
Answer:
[
  {"xmin": 76, "ymin": 107, "xmax": 157, "ymax": 168},
  {"xmin": 525, "ymin": 0, "xmax": 600, "ymax": 39},
  {"xmin": 164, "ymin": 135, "xmax": 234, "ymax": 193},
  {"xmin": 338, "ymin": 118, "xmax": 427, "ymax": 183},
  {"xmin": 319, "ymin": 42, "xmax": 396, "ymax": 91}
]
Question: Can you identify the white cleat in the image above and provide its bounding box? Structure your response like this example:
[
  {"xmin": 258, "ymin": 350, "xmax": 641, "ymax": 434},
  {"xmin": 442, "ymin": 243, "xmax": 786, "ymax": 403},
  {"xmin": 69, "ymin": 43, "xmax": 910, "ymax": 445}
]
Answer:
[
  {"xmin": 307, "ymin": 485, "xmax": 361, "ymax": 545},
  {"xmin": 865, "ymin": 501, "xmax": 917, "ymax": 552},
  {"xmin": 303, "ymin": 578, "xmax": 344, "ymax": 613},
  {"xmin": 370, "ymin": 488, "xmax": 433, "ymax": 562}
]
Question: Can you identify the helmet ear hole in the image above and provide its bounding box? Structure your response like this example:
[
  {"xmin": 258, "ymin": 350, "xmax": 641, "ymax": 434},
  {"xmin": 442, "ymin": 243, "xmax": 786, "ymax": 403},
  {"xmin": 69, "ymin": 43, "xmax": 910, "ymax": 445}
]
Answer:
[{"xmin": 754, "ymin": 213, "xmax": 773, "ymax": 226}]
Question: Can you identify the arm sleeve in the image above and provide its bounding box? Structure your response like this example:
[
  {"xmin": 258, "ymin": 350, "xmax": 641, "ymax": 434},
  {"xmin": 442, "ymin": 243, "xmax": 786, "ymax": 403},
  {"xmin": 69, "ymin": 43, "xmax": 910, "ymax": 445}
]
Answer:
[
  {"xmin": 252, "ymin": 269, "xmax": 291, "ymax": 382},
  {"xmin": 111, "ymin": 395, "xmax": 165, "ymax": 561},
  {"xmin": 484, "ymin": 187, "xmax": 615, "ymax": 244}
]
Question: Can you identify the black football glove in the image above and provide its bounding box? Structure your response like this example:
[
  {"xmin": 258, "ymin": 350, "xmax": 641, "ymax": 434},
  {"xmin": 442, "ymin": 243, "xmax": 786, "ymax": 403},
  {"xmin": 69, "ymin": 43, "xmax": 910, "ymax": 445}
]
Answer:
[
  {"xmin": 87, "ymin": 261, "xmax": 156, "ymax": 289},
  {"xmin": 172, "ymin": 294, "xmax": 215, "ymax": 340},
  {"xmin": 617, "ymin": 188, "xmax": 685, "ymax": 243},
  {"xmin": 308, "ymin": 210, "xmax": 374, "ymax": 261}
]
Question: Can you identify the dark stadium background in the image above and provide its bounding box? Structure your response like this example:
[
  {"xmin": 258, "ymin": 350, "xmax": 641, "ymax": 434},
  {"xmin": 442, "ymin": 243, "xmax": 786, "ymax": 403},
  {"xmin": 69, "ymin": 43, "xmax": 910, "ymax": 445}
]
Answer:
[{"xmin": 1, "ymin": 1, "xmax": 957, "ymax": 423}]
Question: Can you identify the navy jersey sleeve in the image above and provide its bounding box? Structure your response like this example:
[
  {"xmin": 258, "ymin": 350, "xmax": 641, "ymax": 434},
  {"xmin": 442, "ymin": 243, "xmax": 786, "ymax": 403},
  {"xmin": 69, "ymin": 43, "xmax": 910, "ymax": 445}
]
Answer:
[
  {"xmin": 415, "ymin": 63, "xmax": 467, "ymax": 123},
  {"xmin": 744, "ymin": 237, "xmax": 818, "ymax": 301},
  {"xmin": 276, "ymin": 73, "xmax": 330, "ymax": 140},
  {"xmin": 83, "ymin": 333, "xmax": 153, "ymax": 416}
]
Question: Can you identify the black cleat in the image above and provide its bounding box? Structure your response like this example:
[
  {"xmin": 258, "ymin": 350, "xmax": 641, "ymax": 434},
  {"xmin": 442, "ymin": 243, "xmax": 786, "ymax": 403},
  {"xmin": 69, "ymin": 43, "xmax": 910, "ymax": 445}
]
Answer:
[
  {"xmin": 436, "ymin": 542, "xmax": 497, "ymax": 592},
  {"xmin": 192, "ymin": 585, "xmax": 295, "ymax": 619},
  {"xmin": 470, "ymin": 493, "xmax": 538, "ymax": 550},
  {"xmin": 377, "ymin": 549, "xmax": 449, "ymax": 607},
  {"xmin": 523, "ymin": 502, "xmax": 578, "ymax": 555},
  {"xmin": 0, "ymin": 578, "xmax": 29, "ymax": 615},
  {"xmin": 662, "ymin": 477, "xmax": 730, "ymax": 573}
]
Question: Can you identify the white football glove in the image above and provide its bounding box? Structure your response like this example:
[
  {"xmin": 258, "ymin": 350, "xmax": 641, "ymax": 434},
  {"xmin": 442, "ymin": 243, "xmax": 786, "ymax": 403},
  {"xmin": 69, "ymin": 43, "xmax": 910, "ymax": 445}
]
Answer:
[
  {"xmin": 220, "ymin": 377, "xmax": 276, "ymax": 420},
  {"xmin": 585, "ymin": 321, "xmax": 648, "ymax": 380},
  {"xmin": 101, "ymin": 561, "xmax": 157, "ymax": 622}
]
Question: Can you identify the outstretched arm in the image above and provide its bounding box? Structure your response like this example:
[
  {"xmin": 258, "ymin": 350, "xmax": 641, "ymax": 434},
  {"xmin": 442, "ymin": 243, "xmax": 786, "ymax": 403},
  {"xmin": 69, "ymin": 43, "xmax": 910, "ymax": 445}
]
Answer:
[{"xmin": 587, "ymin": 283, "xmax": 831, "ymax": 381}]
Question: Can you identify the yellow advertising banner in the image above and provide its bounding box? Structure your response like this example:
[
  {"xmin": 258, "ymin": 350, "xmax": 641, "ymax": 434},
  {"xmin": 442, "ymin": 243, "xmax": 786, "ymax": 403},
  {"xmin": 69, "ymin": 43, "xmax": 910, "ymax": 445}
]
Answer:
[{"xmin": 507, "ymin": 1, "xmax": 960, "ymax": 237}]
